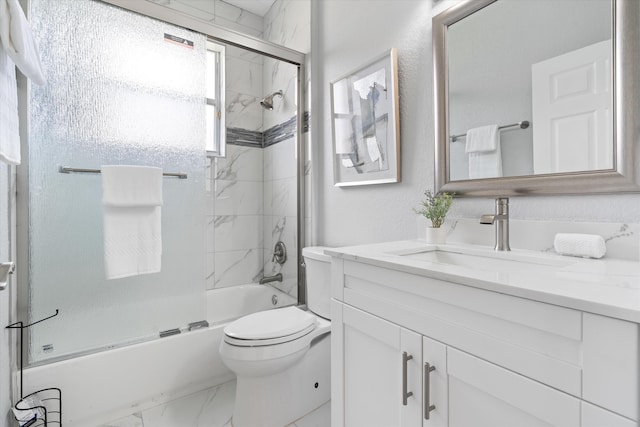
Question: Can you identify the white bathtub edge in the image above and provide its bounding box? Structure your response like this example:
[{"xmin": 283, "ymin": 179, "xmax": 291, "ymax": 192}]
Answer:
[
  {"xmin": 22, "ymin": 327, "xmax": 232, "ymax": 426},
  {"xmin": 21, "ymin": 285, "xmax": 297, "ymax": 426}
]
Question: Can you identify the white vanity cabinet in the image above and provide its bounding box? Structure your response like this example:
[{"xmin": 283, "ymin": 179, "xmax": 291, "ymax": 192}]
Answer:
[
  {"xmin": 331, "ymin": 301, "xmax": 428, "ymax": 427},
  {"xmin": 330, "ymin": 254, "xmax": 639, "ymax": 427}
]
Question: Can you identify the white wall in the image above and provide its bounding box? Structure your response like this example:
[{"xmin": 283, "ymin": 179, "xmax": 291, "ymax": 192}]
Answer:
[
  {"xmin": 312, "ymin": 0, "xmax": 434, "ymax": 246},
  {"xmin": 312, "ymin": 0, "xmax": 640, "ymax": 249}
]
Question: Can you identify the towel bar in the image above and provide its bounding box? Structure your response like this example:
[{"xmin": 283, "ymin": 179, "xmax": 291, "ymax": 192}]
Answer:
[
  {"xmin": 450, "ymin": 121, "xmax": 530, "ymax": 142},
  {"xmin": 59, "ymin": 166, "xmax": 188, "ymax": 179}
]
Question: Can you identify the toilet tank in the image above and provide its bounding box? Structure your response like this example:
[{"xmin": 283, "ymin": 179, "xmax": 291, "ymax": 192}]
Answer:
[{"xmin": 302, "ymin": 246, "xmax": 332, "ymax": 320}]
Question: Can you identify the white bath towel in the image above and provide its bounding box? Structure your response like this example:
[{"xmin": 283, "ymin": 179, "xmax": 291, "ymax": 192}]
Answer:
[
  {"xmin": 466, "ymin": 124, "xmax": 503, "ymax": 179},
  {"xmin": 0, "ymin": 0, "xmax": 46, "ymax": 85},
  {"xmin": 0, "ymin": 42, "xmax": 19, "ymax": 165},
  {"xmin": 102, "ymin": 165, "xmax": 163, "ymax": 280},
  {"xmin": 0, "ymin": 0, "xmax": 45, "ymax": 165}
]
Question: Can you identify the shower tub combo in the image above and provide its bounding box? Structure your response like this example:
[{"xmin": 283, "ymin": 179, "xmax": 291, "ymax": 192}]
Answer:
[
  {"xmin": 17, "ymin": 1, "xmax": 309, "ymax": 426},
  {"xmin": 22, "ymin": 285, "xmax": 296, "ymax": 426}
]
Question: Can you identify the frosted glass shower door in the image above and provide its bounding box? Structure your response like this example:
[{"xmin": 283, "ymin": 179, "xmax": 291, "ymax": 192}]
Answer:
[{"xmin": 26, "ymin": 0, "xmax": 207, "ymax": 363}]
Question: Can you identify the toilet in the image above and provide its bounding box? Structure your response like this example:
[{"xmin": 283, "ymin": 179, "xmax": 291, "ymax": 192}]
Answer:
[{"xmin": 219, "ymin": 246, "xmax": 332, "ymax": 427}]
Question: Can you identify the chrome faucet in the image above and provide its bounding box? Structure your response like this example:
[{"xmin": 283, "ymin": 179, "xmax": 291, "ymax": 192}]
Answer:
[
  {"xmin": 480, "ymin": 198, "xmax": 511, "ymax": 251},
  {"xmin": 259, "ymin": 273, "xmax": 283, "ymax": 285}
]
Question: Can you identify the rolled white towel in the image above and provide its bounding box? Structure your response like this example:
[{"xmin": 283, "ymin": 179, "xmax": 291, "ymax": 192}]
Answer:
[{"xmin": 553, "ymin": 233, "xmax": 606, "ymax": 259}]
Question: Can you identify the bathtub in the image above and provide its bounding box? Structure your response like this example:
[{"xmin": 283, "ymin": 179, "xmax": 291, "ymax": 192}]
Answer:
[{"xmin": 22, "ymin": 284, "xmax": 297, "ymax": 426}]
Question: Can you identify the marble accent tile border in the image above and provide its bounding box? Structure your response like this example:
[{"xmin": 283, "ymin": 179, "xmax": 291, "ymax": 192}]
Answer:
[
  {"xmin": 263, "ymin": 114, "xmax": 296, "ymax": 147},
  {"xmin": 226, "ymin": 111, "xmax": 310, "ymax": 148},
  {"xmin": 264, "ymin": 111, "xmax": 310, "ymax": 147},
  {"xmin": 226, "ymin": 127, "xmax": 263, "ymax": 147}
]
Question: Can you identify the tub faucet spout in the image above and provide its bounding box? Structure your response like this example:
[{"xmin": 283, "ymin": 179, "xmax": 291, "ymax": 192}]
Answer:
[
  {"xmin": 480, "ymin": 198, "xmax": 510, "ymax": 251},
  {"xmin": 259, "ymin": 273, "xmax": 283, "ymax": 284}
]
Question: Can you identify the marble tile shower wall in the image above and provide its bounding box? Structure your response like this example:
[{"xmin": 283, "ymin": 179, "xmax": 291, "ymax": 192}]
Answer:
[
  {"xmin": 206, "ymin": 36, "xmax": 296, "ymax": 293},
  {"xmin": 147, "ymin": 0, "xmax": 264, "ymax": 38},
  {"xmin": 206, "ymin": 13, "xmax": 265, "ymax": 290},
  {"xmin": 204, "ymin": 0, "xmax": 309, "ymax": 295},
  {"xmin": 225, "ymin": 45, "xmax": 264, "ymax": 137},
  {"xmin": 263, "ymin": 137, "xmax": 298, "ymax": 296},
  {"xmin": 264, "ymin": 0, "xmax": 311, "ymax": 54},
  {"xmin": 206, "ymin": 137, "xmax": 299, "ymax": 292},
  {"xmin": 209, "ymin": 145, "xmax": 264, "ymax": 289},
  {"xmin": 263, "ymin": 0, "xmax": 310, "ymax": 132},
  {"xmin": 260, "ymin": 0, "xmax": 311, "ymax": 296},
  {"xmin": 207, "ymin": 138, "xmax": 298, "ymax": 292}
]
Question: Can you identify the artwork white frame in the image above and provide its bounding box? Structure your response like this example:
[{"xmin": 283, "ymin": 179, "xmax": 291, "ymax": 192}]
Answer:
[{"xmin": 330, "ymin": 48, "xmax": 400, "ymax": 187}]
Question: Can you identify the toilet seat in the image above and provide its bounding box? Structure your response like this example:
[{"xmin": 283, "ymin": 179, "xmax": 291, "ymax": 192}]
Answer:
[
  {"xmin": 224, "ymin": 306, "xmax": 317, "ymax": 347},
  {"xmin": 224, "ymin": 323, "xmax": 316, "ymax": 347}
]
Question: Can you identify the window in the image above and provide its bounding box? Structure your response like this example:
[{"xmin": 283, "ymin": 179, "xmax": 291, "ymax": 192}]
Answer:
[{"xmin": 206, "ymin": 41, "xmax": 225, "ymax": 157}]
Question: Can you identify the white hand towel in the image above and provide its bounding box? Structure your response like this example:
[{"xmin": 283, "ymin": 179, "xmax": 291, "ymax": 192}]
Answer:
[
  {"xmin": 466, "ymin": 124, "xmax": 503, "ymax": 179},
  {"xmin": 0, "ymin": 0, "xmax": 46, "ymax": 85},
  {"xmin": 102, "ymin": 166, "xmax": 163, "ymax": 280},
  {"xmin": 554, "ymin": 233, "xmax": 606, "ymax": 259},
  {"xmin": 102, "ymin": 165, "xmax": 163, "ymax": 207},
  {"xmin": 0, "ymin": 42, "xmax": 19, "ymax": 165},
  {"xmin": 12, "ymin": 394, "xmax": 45, "ymax": 425}
]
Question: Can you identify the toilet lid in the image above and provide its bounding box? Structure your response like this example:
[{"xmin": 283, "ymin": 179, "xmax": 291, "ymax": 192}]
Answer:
[{"xmin": 224, "ymin": 306, "xmax": 316, "ymax": 341}]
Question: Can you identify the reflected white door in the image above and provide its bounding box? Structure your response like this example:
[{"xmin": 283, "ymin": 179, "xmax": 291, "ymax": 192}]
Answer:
[{"xmin": 532, "ymin": 40, "xmax": 612, "ymax": 174}]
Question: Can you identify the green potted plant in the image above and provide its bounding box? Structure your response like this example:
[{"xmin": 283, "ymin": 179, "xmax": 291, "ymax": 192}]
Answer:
[{"xmin": 414, "ymin": 190, "xmax": 454, "ymax": 244}]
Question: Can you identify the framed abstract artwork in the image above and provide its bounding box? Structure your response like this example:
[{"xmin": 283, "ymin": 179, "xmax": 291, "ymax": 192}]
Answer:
[{"xmin": 330, "ymin": 48, "xmax": 400, "ymax": 186}]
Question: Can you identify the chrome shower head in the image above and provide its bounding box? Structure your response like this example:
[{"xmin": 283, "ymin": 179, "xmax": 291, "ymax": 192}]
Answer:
[{"xmin": 259, "ymin": 90, "xmax": 283, "ymax": 110}]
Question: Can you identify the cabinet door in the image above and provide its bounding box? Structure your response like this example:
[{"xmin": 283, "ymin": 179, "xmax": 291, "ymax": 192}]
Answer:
[
  {"xmin": 583, "ymin": 313, "xmax": 639, "ymax": 421},
  {"xmin": 333, "ymin": 302, "xmax": 421, "ymax": 427},
  {"xmin": 447, "ymin": 348, "xmax": 581, "ymax": 427},
  {"xmin": 422, "ymin": 336, "xmax": 447, "ymax": 427}
]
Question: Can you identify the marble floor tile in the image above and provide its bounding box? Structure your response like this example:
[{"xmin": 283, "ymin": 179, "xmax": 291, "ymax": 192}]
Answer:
[
  {"xmin": 103, "ymin": 379, "xmax": 331, "ymax": 427},
  {"xmin": 286, "ymin": 401, "xmax": 331, "ymax": 427},
  {"xmin": 141, "ymin": 381, "xmax": 235, "ymax": 427},
  {"xmin": 99, "ymin": 412, "xmax": 144, "ymax": 427}
]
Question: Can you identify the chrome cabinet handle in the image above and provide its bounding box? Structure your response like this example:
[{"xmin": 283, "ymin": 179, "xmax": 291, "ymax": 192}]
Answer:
[
  {"xmin": 424, "ymin": 362, "xmax": 436, "ymax": 420},
  {"xmin": 402, "ymin": 351, "xmax": 414, "ymax": 405}
]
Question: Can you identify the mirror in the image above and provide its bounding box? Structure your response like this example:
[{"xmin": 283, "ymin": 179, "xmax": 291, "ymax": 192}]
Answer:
[{"xmin": 433, "ymin": 0, "xmax": 640, "ymax": 196}]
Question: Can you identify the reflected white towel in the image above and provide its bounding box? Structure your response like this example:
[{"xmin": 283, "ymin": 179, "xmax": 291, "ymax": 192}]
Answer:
[
  {"xmin": 0, "ymin": 42, "xmax": 19, "ymax": 165},
  {"xmin": 0, "ymin": 0, "xmax": 45, "ymax": 85},
  {"xmin": 102, "ymin": 166, "xmax": 163, "ymax": 280},
  {"xmin": 466, "ymin": 124, "xmax": 502, "ymax": 179}
]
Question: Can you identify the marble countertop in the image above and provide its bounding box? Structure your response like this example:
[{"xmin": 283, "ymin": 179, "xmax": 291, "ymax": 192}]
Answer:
[{"xmin": 327, "ymin": 240, "xmax": 640, "ymax": 324}]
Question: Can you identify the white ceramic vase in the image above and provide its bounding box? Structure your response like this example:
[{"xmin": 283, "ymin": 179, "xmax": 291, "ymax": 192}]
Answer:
[{"xmin": 426, "ymin": 226, "xmax": 447, "ymax": 244}]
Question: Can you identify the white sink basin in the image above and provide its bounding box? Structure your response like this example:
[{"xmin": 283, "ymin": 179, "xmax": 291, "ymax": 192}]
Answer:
[{"xmin": 396, "ymin": 247, "xmax": 574, "ymax": 274}]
